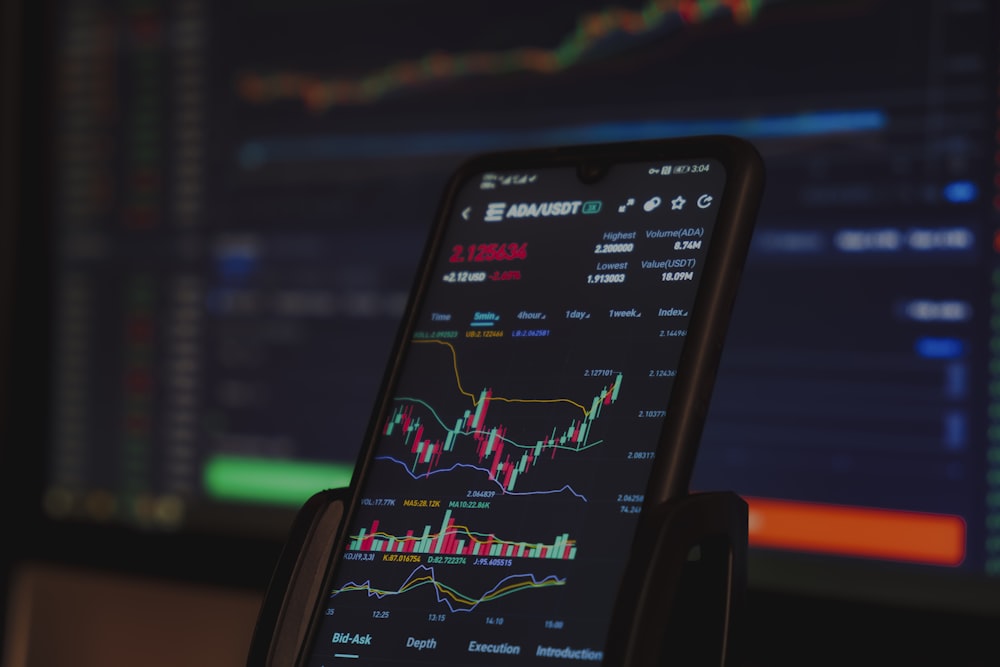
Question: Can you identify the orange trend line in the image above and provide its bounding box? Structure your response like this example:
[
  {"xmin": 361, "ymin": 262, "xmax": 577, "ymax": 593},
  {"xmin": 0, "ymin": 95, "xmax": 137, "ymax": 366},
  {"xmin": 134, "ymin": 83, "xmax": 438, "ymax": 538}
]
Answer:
[
  {"xmin": 236, "ymin": 0, "xmax": 764, "ymax": 112},
  {"xmin": 411, "ymin": 338, "xmax": 617, "ymax": 417}
]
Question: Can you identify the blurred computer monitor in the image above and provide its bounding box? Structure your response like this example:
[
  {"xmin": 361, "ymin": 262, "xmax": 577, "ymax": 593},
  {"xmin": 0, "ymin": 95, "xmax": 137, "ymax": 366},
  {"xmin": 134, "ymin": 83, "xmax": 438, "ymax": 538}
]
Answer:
[{"xmin": 5, "ymin": 0, "xmax": 1000, "ymax": 618}]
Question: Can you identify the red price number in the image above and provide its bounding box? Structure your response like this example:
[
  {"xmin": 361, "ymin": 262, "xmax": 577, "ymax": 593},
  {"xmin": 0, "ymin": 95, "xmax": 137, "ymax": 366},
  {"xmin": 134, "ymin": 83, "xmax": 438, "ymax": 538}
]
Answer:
[{"xmin": 449, "ymin": 242, "xmax": 527, "ymax": 263}]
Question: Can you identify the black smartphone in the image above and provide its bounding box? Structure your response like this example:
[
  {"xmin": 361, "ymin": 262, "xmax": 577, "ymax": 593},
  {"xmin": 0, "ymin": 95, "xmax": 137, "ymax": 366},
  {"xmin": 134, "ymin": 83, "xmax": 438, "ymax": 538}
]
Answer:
[{"xmin": 287, "ymin": 136, "xmax": 762, "ymax": 666}]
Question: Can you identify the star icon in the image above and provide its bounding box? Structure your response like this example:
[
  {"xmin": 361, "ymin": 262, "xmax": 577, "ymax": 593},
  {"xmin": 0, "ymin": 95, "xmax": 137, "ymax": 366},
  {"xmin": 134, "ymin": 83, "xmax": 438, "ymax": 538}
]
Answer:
[{"xmin": 670, "ymin": 196, "xmax": 687, "ymax": 210}]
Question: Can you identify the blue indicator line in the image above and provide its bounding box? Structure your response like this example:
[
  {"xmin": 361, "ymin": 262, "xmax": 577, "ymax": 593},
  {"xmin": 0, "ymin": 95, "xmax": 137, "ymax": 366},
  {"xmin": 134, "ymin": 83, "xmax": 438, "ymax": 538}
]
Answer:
[
  {"xmin": 375, "ymin": 456, "xmax": 589, "ymax": 501},
  {"xmin": 915, "ymin": 337, "xmax": 964, "ymax": 360},
  {"xmin": 944, "ymin": 411, "xmax": 967, "ymax": 451},
  {"xmin": 470, "ymin": 322, "xmax": 495, "ymax": 327},
  {"xmin": 239, "ymin": 109, "xmax": 887, "ymax": 167},
  {"xmin": 216, "ymin": 254, "xmax": 258, "ymax": 284},
  {"xmin": 943, "ymin": 181, "xmax": 978, "ymax": 203}
]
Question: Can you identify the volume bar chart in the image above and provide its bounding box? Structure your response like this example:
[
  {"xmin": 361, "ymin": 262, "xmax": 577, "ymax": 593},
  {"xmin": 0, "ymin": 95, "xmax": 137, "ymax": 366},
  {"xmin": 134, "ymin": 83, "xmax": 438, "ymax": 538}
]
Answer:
[{"xmin": 349, "ymin": 509, "xmax": 578, "ymax": 560}]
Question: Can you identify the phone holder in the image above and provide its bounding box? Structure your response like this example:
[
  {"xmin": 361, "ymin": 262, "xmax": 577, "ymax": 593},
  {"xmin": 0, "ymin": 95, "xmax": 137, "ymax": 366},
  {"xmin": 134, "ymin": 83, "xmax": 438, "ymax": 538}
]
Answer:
[{"xmin": 246, "ymin": 489, "xmax": 747, "ymax": 667}]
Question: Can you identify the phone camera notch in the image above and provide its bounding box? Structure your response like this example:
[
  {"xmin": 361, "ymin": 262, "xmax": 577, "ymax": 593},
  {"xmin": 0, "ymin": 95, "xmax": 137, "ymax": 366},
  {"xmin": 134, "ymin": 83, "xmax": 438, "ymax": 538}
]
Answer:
[{"xmin": 576, "ymin": 161, "xmax": 608, "ymax": 184}]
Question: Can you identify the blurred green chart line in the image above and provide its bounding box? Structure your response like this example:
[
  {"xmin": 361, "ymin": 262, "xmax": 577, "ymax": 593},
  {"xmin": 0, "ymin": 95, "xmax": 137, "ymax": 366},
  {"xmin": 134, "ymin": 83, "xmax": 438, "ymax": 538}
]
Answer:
[
  {"xmin": 236, "ymin": 0, "xmax": 769, "ymax": 111},
  {"xmin": 204, "ymin": 454, "xmax": 355, "ymax": 505}
]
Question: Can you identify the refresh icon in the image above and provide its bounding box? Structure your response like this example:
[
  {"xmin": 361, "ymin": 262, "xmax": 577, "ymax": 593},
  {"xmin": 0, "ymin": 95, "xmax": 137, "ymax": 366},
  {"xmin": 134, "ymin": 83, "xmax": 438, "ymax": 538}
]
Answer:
[{"xmin": 696, "ymin": 194, "xmax": 714, "ymax": 209}]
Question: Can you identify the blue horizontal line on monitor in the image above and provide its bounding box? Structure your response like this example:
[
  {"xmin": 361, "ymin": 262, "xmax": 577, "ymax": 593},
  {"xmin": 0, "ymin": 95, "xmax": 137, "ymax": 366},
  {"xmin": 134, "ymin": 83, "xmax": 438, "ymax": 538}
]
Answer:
[
  {"xmin": 238, "ymin": 109, "xmax": 887, "ymax": 168},
  {"xmin": 915, "ymin": 336, "xmax": 965, "ymax": 360}
]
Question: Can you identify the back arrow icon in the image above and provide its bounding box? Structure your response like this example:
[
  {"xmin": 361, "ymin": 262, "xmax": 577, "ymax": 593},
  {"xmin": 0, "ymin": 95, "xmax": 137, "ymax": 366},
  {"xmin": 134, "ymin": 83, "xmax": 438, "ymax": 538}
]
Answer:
[{"xmin": 462, "ymin": 206, "xmax": 472, "ymax": 220}]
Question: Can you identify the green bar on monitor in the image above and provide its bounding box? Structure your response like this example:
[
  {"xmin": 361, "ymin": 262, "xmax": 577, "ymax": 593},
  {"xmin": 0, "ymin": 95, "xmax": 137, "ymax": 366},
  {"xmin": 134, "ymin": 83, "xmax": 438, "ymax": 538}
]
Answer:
[{"xmin": 203, "ymin": 455, "xmax": 354, "ymax": 506}]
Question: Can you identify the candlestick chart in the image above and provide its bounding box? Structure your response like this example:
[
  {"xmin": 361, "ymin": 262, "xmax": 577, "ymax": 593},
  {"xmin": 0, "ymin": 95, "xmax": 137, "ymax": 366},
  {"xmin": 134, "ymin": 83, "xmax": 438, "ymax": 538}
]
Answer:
[{"xmin": 375, "ymin": 339, "xmax": 624, "ymax": 499}]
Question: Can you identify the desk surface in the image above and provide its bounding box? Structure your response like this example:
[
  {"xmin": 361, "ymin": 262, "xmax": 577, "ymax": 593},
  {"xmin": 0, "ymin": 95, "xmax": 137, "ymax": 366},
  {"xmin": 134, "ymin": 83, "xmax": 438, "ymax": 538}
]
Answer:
[
  {"xmin": 4, "ymin": 561, "xmax": 998, "ymax": 667},
  {"xmin": 3, "ymin": 562, "xmax": 263, "ymax": 667}
]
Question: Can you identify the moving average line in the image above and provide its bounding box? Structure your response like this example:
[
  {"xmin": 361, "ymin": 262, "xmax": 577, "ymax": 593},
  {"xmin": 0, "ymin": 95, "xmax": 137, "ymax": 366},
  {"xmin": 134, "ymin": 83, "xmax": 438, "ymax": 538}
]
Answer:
[
  {"xmin": 374, "ymin": 456, "xmax": 590, "ymax": 501},
  {"xmin": 331, "ymin": 565, "xmax": 567, "ymax": 613}
]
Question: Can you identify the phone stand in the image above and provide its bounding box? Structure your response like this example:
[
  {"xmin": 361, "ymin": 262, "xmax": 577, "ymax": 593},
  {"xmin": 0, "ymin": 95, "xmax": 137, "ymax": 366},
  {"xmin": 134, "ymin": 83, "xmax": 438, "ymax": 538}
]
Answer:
[
  {"xmin": 603, "ymin": 491, "xmax": 748, "ymax": 667},
  {"xmin": 245, "ymin": 489, "xmax": 747, "ymax": 667}
]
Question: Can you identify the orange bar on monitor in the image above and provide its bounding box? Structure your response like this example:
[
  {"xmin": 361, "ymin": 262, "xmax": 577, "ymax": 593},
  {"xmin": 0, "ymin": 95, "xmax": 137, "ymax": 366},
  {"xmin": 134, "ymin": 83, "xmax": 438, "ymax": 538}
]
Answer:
[{"xmin": 745, "ymin": 496, "xmax": 966, "ymax": 567}]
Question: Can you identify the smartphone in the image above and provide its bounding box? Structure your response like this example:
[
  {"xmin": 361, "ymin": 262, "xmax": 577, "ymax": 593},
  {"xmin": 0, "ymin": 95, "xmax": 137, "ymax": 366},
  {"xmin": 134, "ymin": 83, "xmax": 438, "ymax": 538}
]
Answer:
[{"xmin": 290, "ymin": 136, "xmax": 762, "ymax": 666}]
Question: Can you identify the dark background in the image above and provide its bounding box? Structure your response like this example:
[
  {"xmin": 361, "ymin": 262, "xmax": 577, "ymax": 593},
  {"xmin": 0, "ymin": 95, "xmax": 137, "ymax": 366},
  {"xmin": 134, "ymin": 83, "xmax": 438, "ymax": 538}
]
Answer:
[{"xmin": 3, "ymin": 0, "xmax": 1000, "ymax": 665}]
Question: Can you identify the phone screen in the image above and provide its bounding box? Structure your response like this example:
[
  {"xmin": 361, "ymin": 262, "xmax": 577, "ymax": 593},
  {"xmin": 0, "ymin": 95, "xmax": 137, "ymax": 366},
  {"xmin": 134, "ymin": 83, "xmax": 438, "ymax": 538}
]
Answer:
[{"xmin": 302, "ymin": 153, "xmax": 731, "ymax": 666}]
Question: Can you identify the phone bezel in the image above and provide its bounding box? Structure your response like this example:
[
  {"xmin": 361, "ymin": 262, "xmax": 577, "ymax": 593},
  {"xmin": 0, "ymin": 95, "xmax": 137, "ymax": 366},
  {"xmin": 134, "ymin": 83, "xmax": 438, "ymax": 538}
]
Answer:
[{"xmin": 292, "ymin": 134, "xmax": 764, "ymax": 666}]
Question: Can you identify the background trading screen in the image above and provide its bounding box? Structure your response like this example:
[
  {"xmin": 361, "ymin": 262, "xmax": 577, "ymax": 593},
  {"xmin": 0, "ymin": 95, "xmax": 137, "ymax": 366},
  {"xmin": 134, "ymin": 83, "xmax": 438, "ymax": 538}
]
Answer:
[
  {"xmin": 37, "ymin": 0, "xmax": 1000, "ymax": 603},
  {"xmin": 304, "ymin": 160, "xmax": 728, "ymax": 665}
]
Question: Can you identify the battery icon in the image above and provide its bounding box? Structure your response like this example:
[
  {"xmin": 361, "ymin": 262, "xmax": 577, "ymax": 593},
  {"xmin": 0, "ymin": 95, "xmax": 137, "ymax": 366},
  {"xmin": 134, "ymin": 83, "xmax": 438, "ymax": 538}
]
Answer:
[
  {"xmin": 674, "ymin": 165, "xmax": 691, "ymax": 174},
  {"xmin": 660, "ymin": 166, "xmax": 672, "ymax": 175}
]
